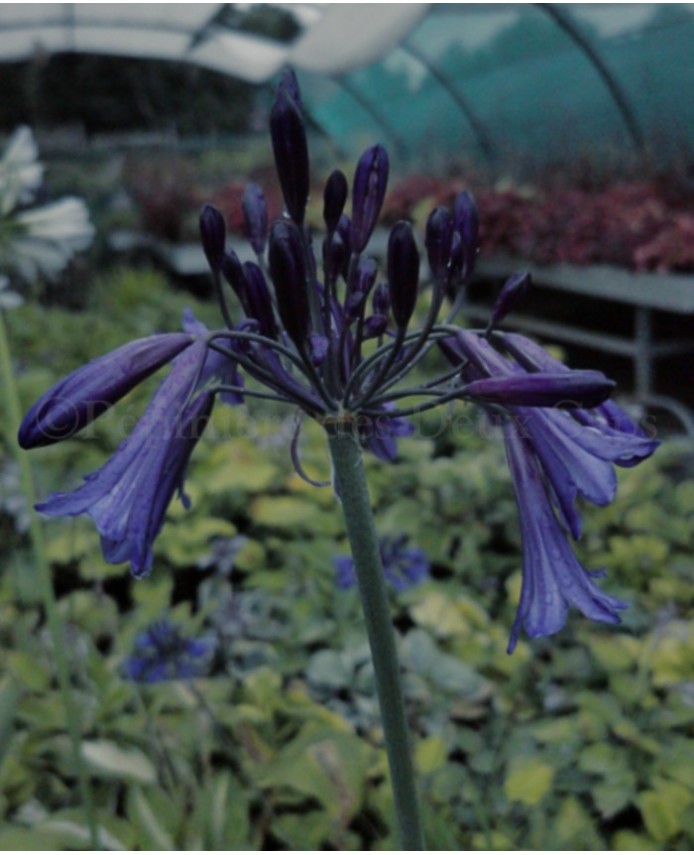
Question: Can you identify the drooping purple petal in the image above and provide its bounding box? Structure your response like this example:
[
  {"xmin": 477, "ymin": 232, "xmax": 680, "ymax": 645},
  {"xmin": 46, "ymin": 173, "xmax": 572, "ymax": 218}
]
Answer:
[{"xmin": 503, "ymin": 420, "xmax": 628, "ymax": 653}]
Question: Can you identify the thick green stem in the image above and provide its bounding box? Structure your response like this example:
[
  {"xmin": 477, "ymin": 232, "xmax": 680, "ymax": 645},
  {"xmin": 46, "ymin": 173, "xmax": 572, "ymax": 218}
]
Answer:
[
  {"xmin": 327, "ymin": 427, "xmax": 424, "ymax": 850},
  {"xmin": 0, "ymin": 311, "xmax": 101, "ymax": 849}
]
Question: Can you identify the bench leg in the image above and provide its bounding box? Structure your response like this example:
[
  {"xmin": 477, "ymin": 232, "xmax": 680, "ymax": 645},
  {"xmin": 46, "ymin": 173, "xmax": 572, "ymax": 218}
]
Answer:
[{"xmin": 634, "ymin": 306, "xmax": 653, "ymax": 398}]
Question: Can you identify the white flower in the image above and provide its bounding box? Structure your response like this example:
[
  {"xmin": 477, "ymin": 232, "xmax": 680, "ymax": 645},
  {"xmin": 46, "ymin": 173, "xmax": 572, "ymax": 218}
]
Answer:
[
  {"xmin": 0, "ymin": 274, "xmax": 23, "ymax": 310},
  {"xmin": 11, "ymin": 198, "xmax": 95, "ymax": 281},
  {"xmin": 1, "ymin": 128, "xmax": 95, "ymax": 281},
  {"xmin": 0, "ymin": 126, "xmax": 43, "ymax": 215}
]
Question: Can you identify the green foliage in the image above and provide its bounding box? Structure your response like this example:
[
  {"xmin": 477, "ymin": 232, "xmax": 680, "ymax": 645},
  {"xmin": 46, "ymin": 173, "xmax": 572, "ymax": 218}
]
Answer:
[{"xmin": 2, "ymin": 266, "xmax": 694, "ymax": 847}]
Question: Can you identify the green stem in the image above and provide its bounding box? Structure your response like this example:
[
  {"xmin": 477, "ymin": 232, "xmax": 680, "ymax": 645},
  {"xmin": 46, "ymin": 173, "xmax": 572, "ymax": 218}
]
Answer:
[
  {"xmin": 327, "ymin": 427, "xmax": 424, "ymax": 850},
  {"xmin": 0, "ymin": 310, "xmax": 101, "ymax": 849}
]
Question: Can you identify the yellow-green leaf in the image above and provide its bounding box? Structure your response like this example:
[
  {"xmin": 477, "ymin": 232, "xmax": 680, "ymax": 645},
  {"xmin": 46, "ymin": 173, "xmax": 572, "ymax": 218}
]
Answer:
[{"xmin": 504, "ymin": 757, "xmax": 554, "ymax": 806}]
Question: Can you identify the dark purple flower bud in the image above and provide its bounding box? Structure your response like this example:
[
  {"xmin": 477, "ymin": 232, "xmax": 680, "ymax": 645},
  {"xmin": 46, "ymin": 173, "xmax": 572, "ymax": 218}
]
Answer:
[
  {"xmin": 309, "ymin": 333, "xmax": 329, "ymax": 366},
  {"xmin": 199, "ymin": 204, "xmax": 226, "ymax": 272},
  {"xmin": 323, "ymin": 169, "xmax": 348, "ymax": 233},
  {"xmin": 268, "ymin": 219, "xmax": 310, "ymax": 347},
  {"xmin": 489, "ymin": 271, "xmax": 531, "ymax": 331},
  {"xmin": 18, "ymin": 333, "xmax": 194, "ymax": 449},
  {"xmin": 345, "ymin": 256, "xmax": 378, "ymax": 321},
  {"xmin": 242, "ymin": 183, "xmax": 268, "ymax": 255},
  {"xmin": 242, "ymin": 262, "xmax": 277, "ymax": 339},
  {"xmin": 335, "ymin": 213, "xmax": 353, "ymax": 278},
  {"xmin": 449, "ymin": 230, "xmax": 463, "ymax": 278},
  {"xmin": 355, "ymin": 256, "xmax": 378, "ymax": 295},
  {"xmin": 344, "ymin": 290, "xmax": 366, "ymax": 323},
  {"xmin": 323, "ymin": 232, "xmax": 346, "ymax": 284},
  {"xmin": 452, "ymin": 191, "xmax": 479, "ymax": 280},
  {"xmin": 363, "ymin": 314, "xmax": 388, "ymax": 339},
  {"xmin": 221, "ymin": 249, "xmax": 248, "ymax": 301},
  {"xmin": 351, "ymin": 144, "xmax": 389, "ymax": 253},
  {"xmin": 425, "ymin": 205, "xmax": 453, "ymax": 280},
  {"xmin": 276, "ymin": 67, "xmax": 302, "ymax": 109},
  {"xmin": 373, "ymin": 281, "xmax": 390, "ymax": 316},
  {"xmin": 466, "ymin": 371, "xmax": 616, "ymax": 409},
  {"xmin": 270, "ymin": 86, "xmax": 309, "ymax": 225},
  {"xmin": 387, "ymin": 221, "xmax": 420, "ymax": 330}
]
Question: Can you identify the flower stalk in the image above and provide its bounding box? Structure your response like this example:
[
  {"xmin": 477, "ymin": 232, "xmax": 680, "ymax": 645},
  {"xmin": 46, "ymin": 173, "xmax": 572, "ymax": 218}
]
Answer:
[
  {"xmin": 0, "ymin": 310, "xmax": 101, "ymax": 849},
  {"xmin": 327, "ymin": 425, "xmax": 423, "ymax": 851}
]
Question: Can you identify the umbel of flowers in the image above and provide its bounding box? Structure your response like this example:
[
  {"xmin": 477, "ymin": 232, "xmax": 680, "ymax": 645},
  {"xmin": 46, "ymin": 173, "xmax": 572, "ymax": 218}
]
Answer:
[
  {"xmin": 19, "ymin": 68, "xmax": 658, "ymax": 849},
  {"xmin": 19, "ymin": 69, "xmax": 656, "ymax": 647}
]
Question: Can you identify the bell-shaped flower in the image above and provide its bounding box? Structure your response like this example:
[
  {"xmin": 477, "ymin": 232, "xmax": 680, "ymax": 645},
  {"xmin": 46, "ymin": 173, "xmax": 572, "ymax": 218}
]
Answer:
[
  {"xmin": 504, "ymin": 421, "xmax": 628, "ymax": 652},
  {"xmin": 35, "ymin": 341, "xmax": 214, "ymax": 578}
]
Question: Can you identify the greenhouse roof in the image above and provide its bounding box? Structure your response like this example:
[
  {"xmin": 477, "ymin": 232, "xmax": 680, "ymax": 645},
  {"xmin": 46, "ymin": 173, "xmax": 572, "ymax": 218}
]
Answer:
[{"xmin": 1, "ymin": 3, "xmax": 693, "ymax": 170}]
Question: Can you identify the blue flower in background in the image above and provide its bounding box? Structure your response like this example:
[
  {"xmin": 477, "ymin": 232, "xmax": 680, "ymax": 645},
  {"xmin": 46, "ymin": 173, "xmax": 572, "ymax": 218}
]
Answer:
[
  {"xmin": 123, "ymin": 620, "xmax": 213, "ymax": 683},
  {"xmin": 336, "ymin": 534, "xmax": 430, "ymax": 592}
]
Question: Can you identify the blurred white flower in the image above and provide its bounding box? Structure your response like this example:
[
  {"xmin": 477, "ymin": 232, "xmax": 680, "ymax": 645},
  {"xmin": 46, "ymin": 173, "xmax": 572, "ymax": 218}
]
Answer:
[
  {"xmin": 1, "ymin": 127, "xmax": 95, "ymax": 281},
  {"xmin": 0, "ymin": 126, "xmax": 43, "ymax": 216},
  {"xmin": 12, "ymin": 198, "xmax": 95, "ymax": 280},
  {"xmin": 0, "ymin": 274, "xmax": 23, "ymax": 310}
]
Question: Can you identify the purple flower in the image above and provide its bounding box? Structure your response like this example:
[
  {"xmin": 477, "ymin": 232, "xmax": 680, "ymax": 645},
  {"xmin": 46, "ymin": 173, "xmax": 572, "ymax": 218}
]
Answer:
[
  {"xmin": 18, "ymin": 333, "xmax": 194, "ymax": 448},
  {"xmin": 19, "ymin": 69, "xmax": 657, "ymax": 650},
  {"xmin": 358, "ymin": 404, "xmax": 414, "ymax": 463},
  {"xmin": 336, "ymin": 534, "xmax": 429, "ymax": 592},
  {"xmin": 440, "ymin": 329, "xmax": 658, "ymax": 649},
  {"xmin": 503, "ymin": 422, "xmax": 628, "ymax": 653},
  {"xmin": 123, "ymin": 620, "xmax": 213, "ymax": 683},
  {"xmin": 36, "ymin": 340, "xmax": 215, "ymax": 577}
]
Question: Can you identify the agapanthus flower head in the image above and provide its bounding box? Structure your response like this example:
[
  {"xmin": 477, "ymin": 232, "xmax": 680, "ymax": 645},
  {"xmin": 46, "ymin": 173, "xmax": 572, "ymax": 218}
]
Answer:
[
  {"xmin": 336, "ymin": 534, "xmax": 430, "ymax": 592},
  {"xmin": 20, "ymin": 69, "xmax": 657, "ymax": 650},
  {"xmin": 123, "ymin": 619, "xmax": 213, "ymax": 683}
]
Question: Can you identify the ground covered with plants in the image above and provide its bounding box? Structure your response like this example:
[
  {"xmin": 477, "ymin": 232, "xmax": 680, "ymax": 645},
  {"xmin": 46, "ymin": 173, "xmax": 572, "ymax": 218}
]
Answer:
[{"xmin": 1, "ymin": 265, "xmax": 693, "ymax": 849}]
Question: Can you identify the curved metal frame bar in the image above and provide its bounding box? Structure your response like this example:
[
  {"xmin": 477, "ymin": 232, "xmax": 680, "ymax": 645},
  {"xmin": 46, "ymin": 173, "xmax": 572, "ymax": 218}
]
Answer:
[
  {"xmin": 538, "ymin": 3, "xmax": 645, "ymax": 151},
  {"xmin": 401, "ymin": 39, "xmax": 495, "ymax": 162}
]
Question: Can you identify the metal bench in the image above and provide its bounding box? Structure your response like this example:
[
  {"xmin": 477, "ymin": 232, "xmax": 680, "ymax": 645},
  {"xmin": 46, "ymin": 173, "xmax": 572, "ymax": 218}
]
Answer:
[{"xmin": 466, "ymin": 255, "xmax": 694, "ymax": 434}]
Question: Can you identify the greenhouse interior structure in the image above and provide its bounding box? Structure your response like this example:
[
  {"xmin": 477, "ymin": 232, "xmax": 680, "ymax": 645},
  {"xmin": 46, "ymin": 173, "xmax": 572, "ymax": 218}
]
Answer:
[{"xmin": 0, "ymin": 3, "xmax": 693, "ymax": 851}]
